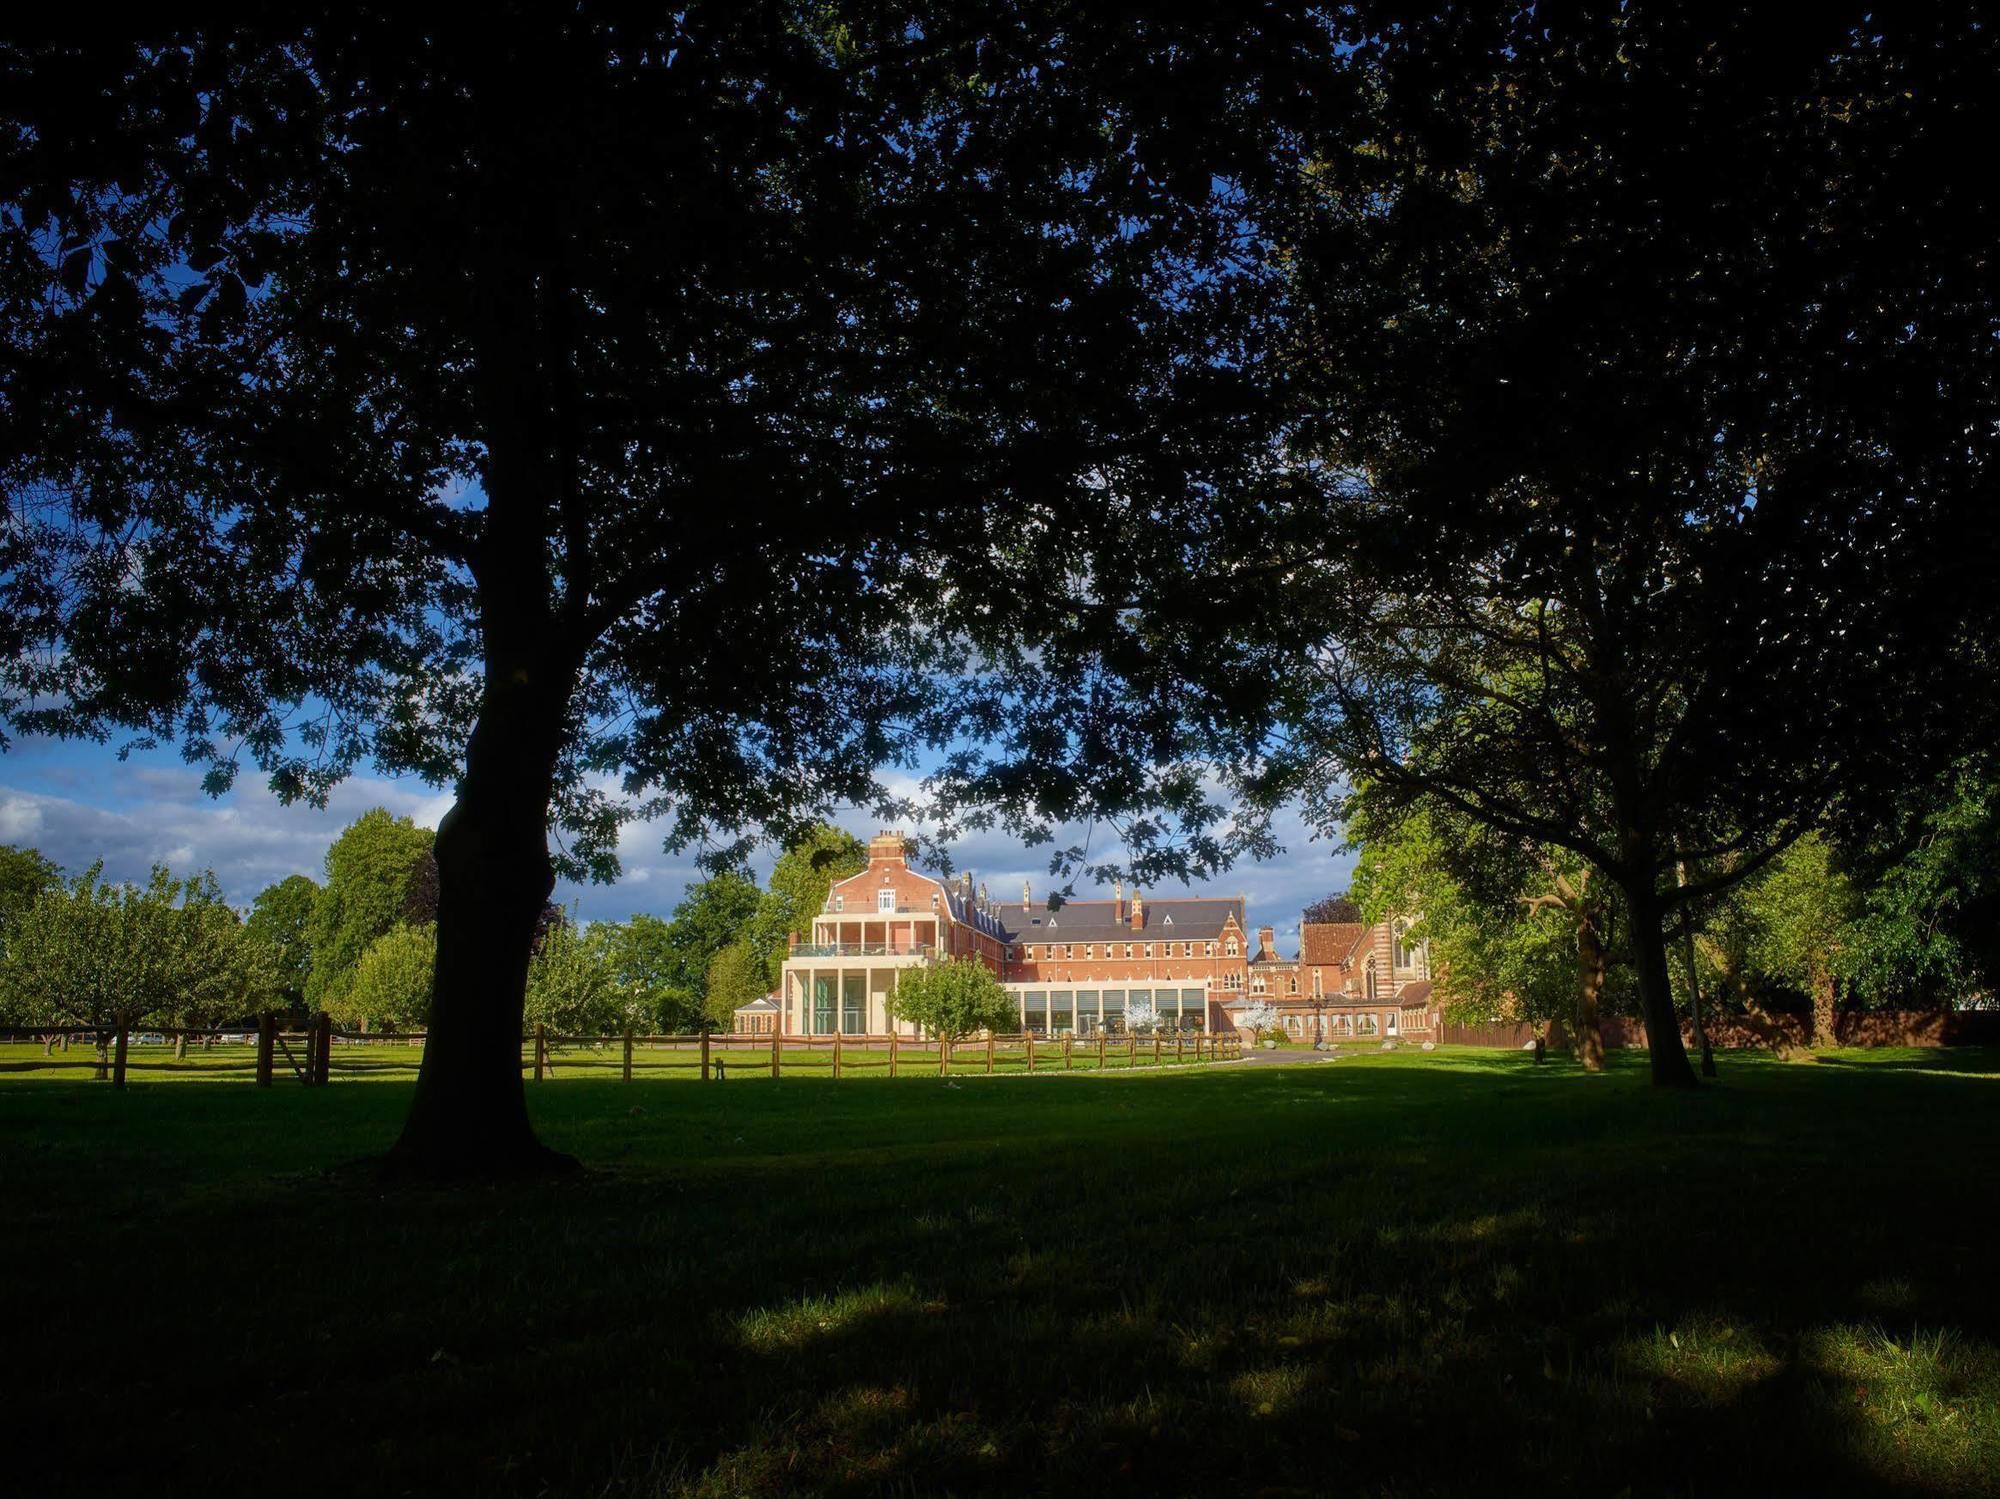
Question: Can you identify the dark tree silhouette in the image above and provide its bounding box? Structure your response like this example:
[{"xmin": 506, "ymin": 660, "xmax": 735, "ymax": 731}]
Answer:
[
  {"xmin": 0, "ymin": 7, "xmax": 1317, "ymax": 1172},
  {"xmin": 1300, "ymin": 894, "xmax": 1361, "ymax": 926},
  {"xmin": 1236, "ymin": 6, "xmax": 2000, "ymax": 1086}
]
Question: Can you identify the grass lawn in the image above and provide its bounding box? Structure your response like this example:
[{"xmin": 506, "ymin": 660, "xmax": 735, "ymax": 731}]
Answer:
[{"xmin": 2, "ymin": 1047, "xmax": 1996, "ymax": 1496}]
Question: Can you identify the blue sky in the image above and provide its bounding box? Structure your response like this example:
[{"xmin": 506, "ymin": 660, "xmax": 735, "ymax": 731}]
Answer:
[{"xmin": 0, "ymin": 735, "xmax": 1356, "ymax": 951}]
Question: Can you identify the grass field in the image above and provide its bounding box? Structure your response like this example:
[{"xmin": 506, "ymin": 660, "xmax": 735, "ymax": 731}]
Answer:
[{"xmin": 2, "ymin": 1047, "xmax": 1996, "ymax": 1496}]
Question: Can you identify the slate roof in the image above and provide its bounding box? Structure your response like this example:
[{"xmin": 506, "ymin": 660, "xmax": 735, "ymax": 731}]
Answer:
[{"xmin": 1007, "ymin": 897, "xmax": 1245, "ymax": 947}]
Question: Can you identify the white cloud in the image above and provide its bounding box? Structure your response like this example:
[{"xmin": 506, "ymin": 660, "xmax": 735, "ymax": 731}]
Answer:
[{"xmin": 2, "ymin": 752, "xmax": 1356, "ymax": 952}]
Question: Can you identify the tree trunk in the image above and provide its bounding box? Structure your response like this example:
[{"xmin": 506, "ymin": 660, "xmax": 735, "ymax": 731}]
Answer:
[
  {"xmin": 385, "ymin": 669, "xmax": 578, "ymax": 1180},
  {"xmin": 174, "ymin": 1031, "xmax": 186, "ymax": 1061},
  {"xmin": 1573, "ymin": 911, "xmax": 1607, "ymax": 1073},
  {"xmin": 1624, "ymin": 884, "xmax": 1700, "ymax": 1089},
  {"xmin": 1812, "ymin": 971, "xmax": 1839, "ymax": 1050},
  {"xmin": 1700, "ymin": 936, "xmax": 1807, "ymax": 1061}
]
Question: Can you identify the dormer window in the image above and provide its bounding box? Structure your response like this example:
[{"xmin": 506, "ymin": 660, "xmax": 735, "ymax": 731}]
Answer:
[
  {"xmin": 1162, "ymin": 913, "xmax": 1174, "ymax": 926},
  {"xmin": 834, "ymin": 895, "xmax": 844, "ymax": 912}
]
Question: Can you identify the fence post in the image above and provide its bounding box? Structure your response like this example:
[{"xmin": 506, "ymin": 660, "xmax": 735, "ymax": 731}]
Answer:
[
  {"xmin": 1128, "ymin": 1034, "xmax": 1137, "ymax": 1070},
  {"xmin": 771, "ymin": 1026, "xmax": 781, "ymax": 1079},
  {"xmin": 986, "ymin": 1032, "xmax": 995, "ymax": 1074},
  {"xmin": 113, "ymin": 1024, "xmax": 129, "ymax": 1090},
  {"xmin": 832, "ymin": 1028, "xmax": 842, "ymax": 1079},
  {"xmin": 1177, "ymin": 1032, "xmax": 1185, "ymax": 1064},
  {"xmin": 701, "ymin": 1028, "xmax": 712, "ymax": 1082},
  {"xmin": 316, "ymin": 1012, "xmax": 332, "ymax": 1084},
  {"xmin": 889, "ymin": 1029, "xmax": 899, "ymax": 1078},
  {"xmin": 1064, "ymin": 1035, "xmax": 1072, "ymax": 1071},
  {"xmin": 1027, "ymin": 1032, "xmax": 1036, "ymax": 1073},
  {"xmin": 256, "ymin": 1012, "xmax": 274, "ymax": 1087},
  {"xmin": 533, "ymin": 1023, "xmax": 545, "ymax": 1082},
  {"xmin": 93, "ymin": 1029, "xmax": 109, "ymax": 1081},
  {"xmin": 623, "ymin": 1027, "xmax": 634, "ymax": 1082},
  {"xmin": 1153, "ymin": 1034, "xmax": 1161, "ymax": 1067},
  {"xmin": 1097, "ymin": 1034, "xmax": 1106, "ymax": 1070}
]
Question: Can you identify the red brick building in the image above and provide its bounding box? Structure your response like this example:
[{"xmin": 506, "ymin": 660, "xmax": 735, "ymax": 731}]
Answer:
[{"xmin": 775, "ymin": 831, "xmax": 1437, "ymax": 1040}]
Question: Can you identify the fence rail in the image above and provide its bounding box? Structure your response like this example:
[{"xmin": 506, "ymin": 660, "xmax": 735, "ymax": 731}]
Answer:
[{"xmin": 1, "ymin": 1021, "xmax": 1243, "ymax": 1085}]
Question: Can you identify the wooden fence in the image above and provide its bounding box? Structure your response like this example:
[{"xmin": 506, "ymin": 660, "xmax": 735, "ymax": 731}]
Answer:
[
  {"xmin": 1, "ymin": 1020, "xmax": 1242, "ymax": 1085},
  {"xmin": 1436, "ymin": 1009, "xmax": 2000, "ymax": 1050}
]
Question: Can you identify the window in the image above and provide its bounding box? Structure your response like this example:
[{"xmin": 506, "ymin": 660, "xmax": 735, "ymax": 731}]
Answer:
[
  {"xmin": 1205, "ymin": 942, "xmax": 1215, "ymax": 957},
  {"xmin": 879, "ymin": 888, "xmax": 895, "ymax": 912},
  {"xmin": 1288, "ymin": 976, "xmax": 1299, "ymax": 994},
  {"xmin": 833, "ymin": 894, "xmax": 844, "ymax": 912},
  {"xmin": 1143, "ymin": 943, "xmax": 1153, "ymax": 959},
  {"xmin": 1387, "ymin": 1010, "xmax": 1399, "ymax": 1035},
  {"xmin": 930, "ymin": 893, "xmax": 939, "ymax": 910},
  {"xmin": 1395, "ymin": 919, "xmax": 1420, "ymax": 969},
  {"xmin": 1251, "ymin": 975, "xmax": 1266, "ymax": 993},
  {"xmin": 1225, "ymin": 940, "xmax": 1238, "ymax": 957}
]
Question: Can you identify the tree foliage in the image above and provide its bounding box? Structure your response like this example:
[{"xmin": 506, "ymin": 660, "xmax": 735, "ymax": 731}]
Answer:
[
  {"xmin": 1237, "ymin": 7, "xmax": 2000, "ymax": 1087},
  {"xmin": 525, "ymin": 917, "xmax": 628, "ymax": 1037},
  {"xmin": 1300, "ymin": 893, "xmax": 1361, "ymax": 927},
  {"xmin": 585, "ymin": 914, "xmax": 702, "ymax": 1034},
  {"xmin": 0, "ymin": 6, "xmax": 1313, "ymax": 1169},
  {"xmin": 0, "ymin": 862, "xmax": 266, "ymax": 1032},
  {"xmin": 887, "ymin": 958, "xmax": 1015, "ymax": 1042},
  {"xmin": 304, "ymin": 810, "xmax": 433, "ymax": 1016},
  {"xmin": 746, "ymin": 825, "xmax": 866, "ymax": 984},
  {"xmin": 335, "ymin": 923, "xmax": 437, "ymax": 1033},
  {"xmin": 703, "ymin": 940, "xmax": 767, "ymax": 1031},
  {"xmin": 243, "ymin": 873, "xmax": 320, "ymax": 1011}
]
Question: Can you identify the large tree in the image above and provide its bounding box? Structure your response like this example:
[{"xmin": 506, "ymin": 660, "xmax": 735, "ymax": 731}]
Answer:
[
  {"xmin": 1, "ymin": 7, "xmax": 1307, "ymax": 1172},
  {"xmin": 1239, "ymin": 6, "xmax": 2000, "ymax": 1086}
]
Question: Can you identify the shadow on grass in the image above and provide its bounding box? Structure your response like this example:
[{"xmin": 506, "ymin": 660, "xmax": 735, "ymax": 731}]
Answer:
[{"xmin": 0, "ymin": 1050, "xmax": 1995, "ymax": 1496}]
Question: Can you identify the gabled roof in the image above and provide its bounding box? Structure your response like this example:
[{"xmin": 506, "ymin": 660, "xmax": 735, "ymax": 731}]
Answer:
[
  {"xmin": 1300, "ymin": 921, "xmax": 1369, "ymax": 967},
  {"xmin": 733, "ymin": 994, "xmax": 780, "ymax": 1012}
]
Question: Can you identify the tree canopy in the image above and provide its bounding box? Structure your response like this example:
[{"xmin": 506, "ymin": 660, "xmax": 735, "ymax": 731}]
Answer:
[
  {"xmin": 887, "ymin": 958, "xmax": 1016, "ymax": 1042},
  {"xmin": 745, "ymin": 825, "xmax": 866, "ymax": 984},
  {"xmin": 243, "ymin": 873, "xmax": 320, "ymax": 1012},
  {"xmin": 304, "ymin": 809, "xmax": 433, "ymax": 1017},
  {"xmin": 1232, "ymin": 5, "xmax": 2000, "ymax": 1086},
  {"xmin": 0, "ymin": 6, "xmax": 1313, "ymax": 1171}
]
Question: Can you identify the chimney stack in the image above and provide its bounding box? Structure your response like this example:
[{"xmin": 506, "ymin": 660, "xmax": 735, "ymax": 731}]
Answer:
[
  {"xmin": 1022, "ymin": 879, "xmax": 1032, "ymax": 912},
  {"xmin": 1257, "ymin": 926, "xmax": 1276, "ymax": 961},
  {"xmin": 1112, "ymin": 878, "xmax": 1124, "ymax": 923},
  {"xmin": 867, "ymin": 830, "xmax": 910, "ymax": 866},
  {"xmin": 1130, "ymin": 891, "xmax": 1145, "ymax": 930}
]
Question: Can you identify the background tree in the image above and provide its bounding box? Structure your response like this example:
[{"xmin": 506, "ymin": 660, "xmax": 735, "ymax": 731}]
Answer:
[
  {"xmin": 0, "ymin": 844, "xmax": 60, "ymax": 960},
  {"xmin": 334, "ymin": 923, "xmax": 437, "ymax": 1034},
  {"xmin": 585, "ymin": 915, "xmax": 702, "ymax": 1034},
  {"xmin": 1350, "ymin": 790, "xmax": 1617, "ymax": 1069},
  {"xmin": 524, "ymin": 917, "xmax": 625, "ymax": 1038},
  {"xmin": 886, "ymin": 959, "xmax": 1015, "ymax": 1043},
  {"xmin": 0, "ymin": 862, "xmax": 259, "ymax": 1079},
  {"xmin": 702, "ymin": 941, "xmax": 767, "ymax": 1032},
  {"xmin": 243, "ymin": 874, "xmax": 320, "ymax": 1014},
  {"xmin": 662, "ymin": 874, "xmax": 762, "ymax": 1008},
  {"xmin": 1241, "ymin": 6, "xmax": 2000, "ymax": 1088},
  {"xmin": 1299, "ymin": 893, "xmax": 1362, "ymax": 927},
  {"xmin": 745, "ymin": 825, "xmax": 867, "ymax": 984},
  {"xmin": 147, "ymin": 873, "xmax": 270, "ymax": 1057},
  {"xmin": 304, "ymin": 810, "xmax": 433, "ymax": 1018},
  {"xmin": 0, "ymin": 7, "xmax": 1308, "ymax": 1174},
  {"xmin": 1738, "ymin": 836, "xmax": 1861, "ymax": 1051},
  {"xmin": 1235, "ymin": 998, "xmax": 1280, "ymax": 1039}
]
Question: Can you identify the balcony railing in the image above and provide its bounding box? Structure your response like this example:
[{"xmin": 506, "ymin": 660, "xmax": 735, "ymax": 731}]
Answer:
[
  {"xmin": 820, "ymin": 901, "xmax": 944, "ymax": 916},
  {"xmin": 789, "ymin": 942, "xmax": 937, "ymax": 960}
]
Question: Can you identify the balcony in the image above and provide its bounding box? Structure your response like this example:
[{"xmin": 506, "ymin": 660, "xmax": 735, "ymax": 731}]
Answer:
[{"xmin": 789, "ymin": 942, "xmax": 937, "ymax": 960}]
